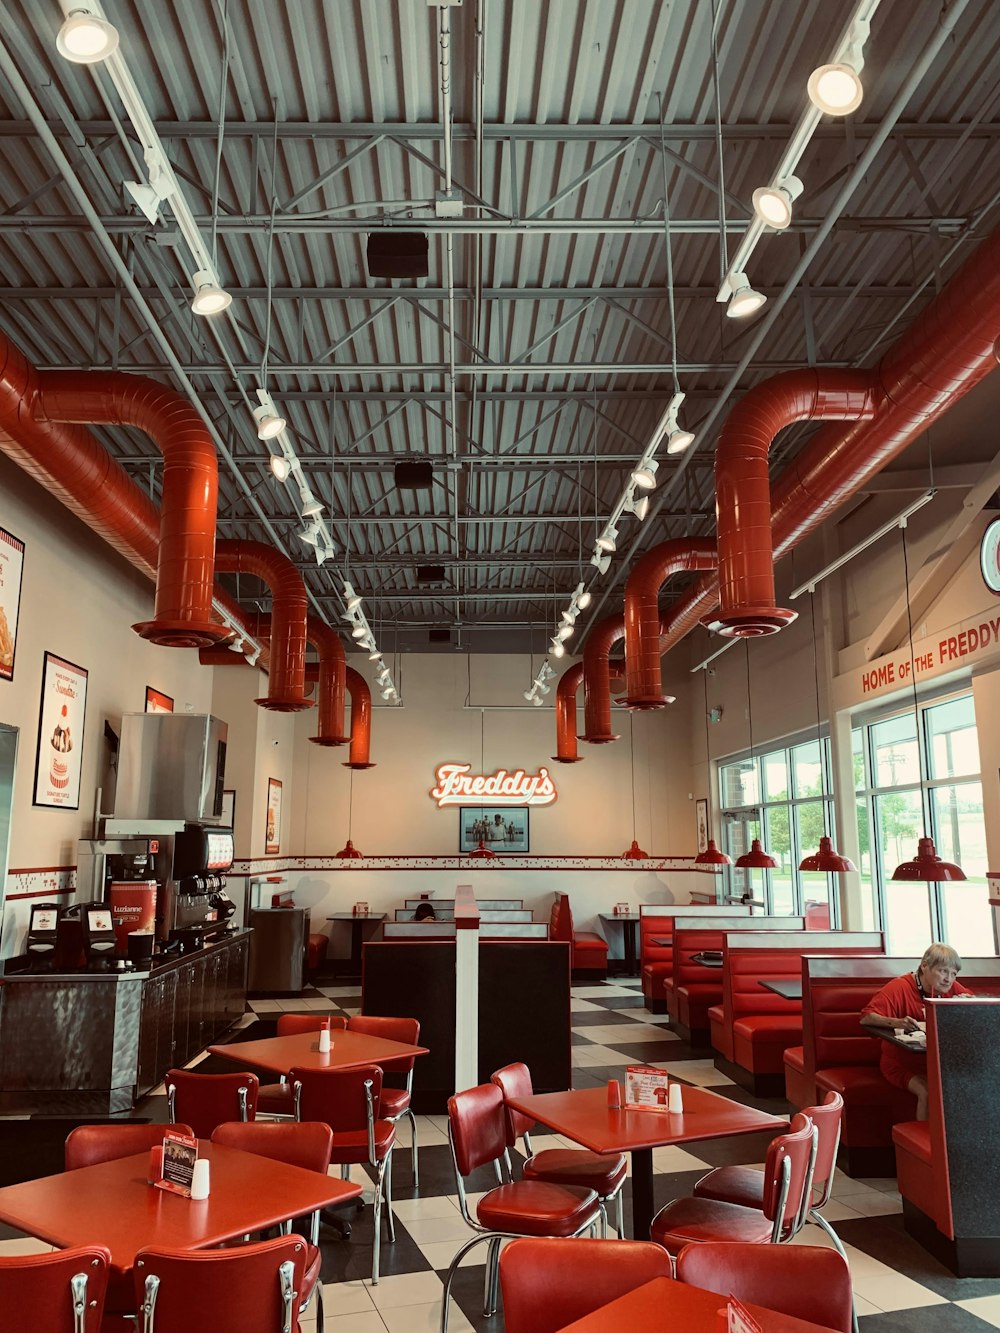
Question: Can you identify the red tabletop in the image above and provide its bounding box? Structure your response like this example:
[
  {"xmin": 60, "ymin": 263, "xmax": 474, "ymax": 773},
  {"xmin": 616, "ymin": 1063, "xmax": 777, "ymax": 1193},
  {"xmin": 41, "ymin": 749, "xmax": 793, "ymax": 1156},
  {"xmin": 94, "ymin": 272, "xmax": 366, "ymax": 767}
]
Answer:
[
  {"xmin": 507, "ymin": 1084, "xmax": 786, "ymax": 1241},
  {"xmin": 208, "ymin": 1028, "xmax": 428, "ymax": 1075},
  {"xmin": 0, "ymin": 1140, "xmax": 360, "ymax": 1275},
  {"xmin": 555, "ymin": 1276, "xmax": 840, "ymax": 1332}
]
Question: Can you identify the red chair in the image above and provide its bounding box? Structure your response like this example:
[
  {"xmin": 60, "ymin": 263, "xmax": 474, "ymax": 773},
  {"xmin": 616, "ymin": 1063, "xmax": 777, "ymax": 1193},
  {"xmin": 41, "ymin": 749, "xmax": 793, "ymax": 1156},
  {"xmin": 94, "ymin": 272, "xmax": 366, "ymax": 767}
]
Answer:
[
  {"xmin": 257, "ymin": 1015, "xmax": 348, "ymax": 1117},
  {"xmin": 211, "ymin": 1122, "xmax": 334, "ymax": 1327},
  {"xmin": 498, "ymin": 1237, "xmax": 674, "ymax": 1333},
  {"xmin": 164, "ymin": 1069, "xmax": 259, "ymax": 1138},
  {"xmin": 290, "ymin": 1064, "xmax": 395, "ymax": 1284},
  {"xmin": 650, "ymin": 1113, "xmax": 815, "ymax": 1261},
  {"xmin": 347, "ymin": 1014, "xmax": 421, "ymax": 1186},
  {"xmin": 0, "ymin": 1245, "xmax": 110, "ymax": 1333},
  {"xmin": 64, "ymin": 1123, "xmax": 194, "ymax": 1171},
  {"xmin": 132, "ymin": 1236, "xmax": 309, "ymax": 1333},
  {"xmin": 676, "ymin": 1241, "xmax": 854, "ymax": 1333},
  {"xmin": 441, "ymin": 1083, "xmax": 601, "ymax": 1332},
  {"xmin": 491, "ymin": 1062, "xmax": 627, "ymax": 1237}
]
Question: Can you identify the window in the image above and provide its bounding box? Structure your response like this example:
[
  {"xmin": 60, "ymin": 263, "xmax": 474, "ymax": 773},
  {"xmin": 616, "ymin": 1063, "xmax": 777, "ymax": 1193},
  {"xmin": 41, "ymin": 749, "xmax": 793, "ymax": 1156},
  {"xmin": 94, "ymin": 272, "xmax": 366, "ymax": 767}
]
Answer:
[
  {"xmin": 718, "ymin": 736, "xmax": 838, "ymax": 924},
  {"xmin": 851, "ymin": 691, "xmax": 993, "ymax": 954}
]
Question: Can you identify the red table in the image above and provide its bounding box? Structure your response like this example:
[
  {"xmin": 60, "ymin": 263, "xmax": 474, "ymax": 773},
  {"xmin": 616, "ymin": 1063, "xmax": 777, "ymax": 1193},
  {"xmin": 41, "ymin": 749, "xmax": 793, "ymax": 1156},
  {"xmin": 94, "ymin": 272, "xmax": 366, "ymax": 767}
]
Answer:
[
  {"xmin": 0, "ymin": 1140, "xmax": 361, "ymax": 1280},
  {"xmin": 555, "ymin": 1276, "xmax": 841, "ymax": 1331},
  {"xmin": 208, "ymin": 1027, "xmax": 428, "ymax": 1074},
  {"xmin": 506, "ymin": 1084, "xmax": 786, "ymax": 1240}
]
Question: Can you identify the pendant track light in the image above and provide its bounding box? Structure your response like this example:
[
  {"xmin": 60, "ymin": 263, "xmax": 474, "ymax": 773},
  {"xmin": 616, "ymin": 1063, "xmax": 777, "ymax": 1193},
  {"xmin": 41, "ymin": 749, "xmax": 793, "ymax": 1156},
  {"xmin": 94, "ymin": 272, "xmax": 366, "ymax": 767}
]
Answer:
[
  {"xmin": 752, "ymin": 177, "xmax": 803, "ymax": 231},
  {"xmin": 190, "ymin": 269, "xmax": 232, "ymax": 316},
  {"xmin": 56, "ymin": 8, "xmax": 119, "ymax": 63},
  {"xmin": 726, "ymin": 272, "xmax": 767, "ymax": 319}
]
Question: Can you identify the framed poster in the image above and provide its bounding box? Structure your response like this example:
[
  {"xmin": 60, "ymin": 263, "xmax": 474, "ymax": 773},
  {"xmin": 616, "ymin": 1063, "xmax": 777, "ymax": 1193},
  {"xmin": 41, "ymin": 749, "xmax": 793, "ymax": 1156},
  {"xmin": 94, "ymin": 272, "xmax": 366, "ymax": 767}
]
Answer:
[
  {"xmin": 0, "ymin": 525, "xmax": 25, "ymax": 682},
  {"xmin": 460, "ymin": 806, "xmax": 529, "ymax": 853},
  {"xmin": 695, "ymin": 798, "xmax": 709, "ymax": 853},
  {"xmin": 145, "ymin": 686, "xmax": 174, "ymax": 714},
  {"xmin": 33, "ymin": 652, "xmax": 88, "ymax": 809},
  {"xmin": 220, "ymin": 788, "xmax": 236, "ymax": 830},
  {"xmin": 265, "ymin": 778, "xmax": 282, "ymax": 854}
]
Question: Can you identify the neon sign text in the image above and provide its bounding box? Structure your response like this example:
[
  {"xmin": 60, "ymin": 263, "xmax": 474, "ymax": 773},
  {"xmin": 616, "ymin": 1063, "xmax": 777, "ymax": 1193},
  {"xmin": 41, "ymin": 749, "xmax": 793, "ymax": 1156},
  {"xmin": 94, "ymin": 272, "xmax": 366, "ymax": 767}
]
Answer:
[{"xmin": 430, "ymin": 763, "xmax": 557, "ymax": 808}]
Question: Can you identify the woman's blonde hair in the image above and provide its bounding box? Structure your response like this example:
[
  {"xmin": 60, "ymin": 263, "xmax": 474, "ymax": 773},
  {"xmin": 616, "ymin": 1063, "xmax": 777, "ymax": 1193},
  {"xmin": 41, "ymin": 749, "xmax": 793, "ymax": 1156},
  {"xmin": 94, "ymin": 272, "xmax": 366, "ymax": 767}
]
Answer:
[{"xmin": 920, "ymin": 942, "xmax": 962, "ymax": 973}]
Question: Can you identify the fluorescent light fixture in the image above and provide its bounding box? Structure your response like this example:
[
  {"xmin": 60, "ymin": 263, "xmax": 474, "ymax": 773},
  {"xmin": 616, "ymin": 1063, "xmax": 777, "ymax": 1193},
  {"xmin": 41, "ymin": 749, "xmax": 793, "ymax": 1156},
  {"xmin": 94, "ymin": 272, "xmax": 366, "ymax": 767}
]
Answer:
[
  {"xmin": 751, "ymin": 176, "xmax": 803, "ymax": 231},
  {"xmin": 549, "ymin": 639, "xmax": 566, "ymax": 658},
  {"xmin": 190, "ymin": 268, "xmax": 232, "ymax": 316},
  {"xmin": 631, "ymin": 462, "xmax": 659, "ymax": 490},
  {"xmin": 666, "ymin": 427, "xmax": 696, "ymax": 455},
  {"xmin": 595, "ymin": 526, "xmax": 619, "ymax": 553},
  {"xmin": 253, "ymin": 389, "xmax": 286, "ymax": 440},
  {"xmin": 56, "ymin": 8, "xmax": 119, "ymax": 63},
  {"xmin": 343, "ymin": 582, "xmax": 363, "ymax": 612},
  {"xmin": 726, "ymin": 272, "xmax": 767, "ymax": 319},
  {"xmin": 269, "ymin": 452, "xmax": 291, "ymax": 482}
]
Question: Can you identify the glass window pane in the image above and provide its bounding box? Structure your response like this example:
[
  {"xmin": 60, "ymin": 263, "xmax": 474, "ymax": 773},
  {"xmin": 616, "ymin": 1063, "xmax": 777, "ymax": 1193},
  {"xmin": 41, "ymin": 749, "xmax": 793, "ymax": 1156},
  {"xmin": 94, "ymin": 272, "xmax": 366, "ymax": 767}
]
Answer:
[
  {"xmin": 883, "ymin": 880, "xmax": 932, "ymax": 956},
  {"xmin": 762, "ymin": 751, "xmax": 788, "ymax": 803},
  {"xmin": 791, "ymin": 741, "xmax": 823, "ymax": 799},
  {"xmin": 874, "ymin": 788, "xmax": 923, "ymax": 883},
  {"xmin": 931, "ymin": 781, "xmax": 988, "ymax": 879},
  {"xmin": 926, "ymin": 696, "xmax": 979, "ymax": 780},
  {"xmin": 852, "ymin": 728, "xmax": 865, "ymax": 793},
  {"xmin": 855, "ymin": 796, "xmax": 877, "ymax": 931},
  {"xmin": 764, "ymin": 807, "xmax": 794, "ymax": 916},
  {"xmin": 796, "ymin": 801, "xmax": 832, "ymax": 927},
  {"xmin": 940, "ymin": 882, "xmax": 996, "ymax": 958},
  {"xmin": 723, "ymin": 813, "xmax": 764, "ymax": 906},
  {"xmin": 875, "ymin": 788, "xmax": 927, "ymax": 952},
  {"xmin": 721, "ymin": 760, "xmax": 758, "ymax": 808},
  {"xmin": 872, "ymin": 712, "xmax": 920, "ymax": 787}
]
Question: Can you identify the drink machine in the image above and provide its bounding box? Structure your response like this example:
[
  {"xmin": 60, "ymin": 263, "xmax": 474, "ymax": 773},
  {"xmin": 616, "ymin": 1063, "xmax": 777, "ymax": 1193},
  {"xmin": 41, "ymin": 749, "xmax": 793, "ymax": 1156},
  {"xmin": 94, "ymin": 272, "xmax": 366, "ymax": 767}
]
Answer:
[{"xmin": 24, "ymin": 903, "xmax": 60, "ymax": 969}]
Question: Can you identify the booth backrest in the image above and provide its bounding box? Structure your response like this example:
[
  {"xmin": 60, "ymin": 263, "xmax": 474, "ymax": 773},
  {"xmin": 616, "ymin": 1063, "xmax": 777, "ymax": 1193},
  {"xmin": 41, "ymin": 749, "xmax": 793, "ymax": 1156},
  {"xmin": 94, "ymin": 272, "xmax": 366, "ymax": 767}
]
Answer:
[
  {"xmin": 639, "ymin": 903, "xmax": 750, "ymax": 970},
  {"xmin": 724, "ymin": 932, "xmax": 884, "ymax": 1020},
  {"xmin": 672, "ymin": 918, "xmax": 804, "ymax": 990},
  {"xmin": 549, "ymin": 894, "xmax": 573, "ymax": 943},
  {"xmin": 803, "ymin": 956, "xmax": 921, "ymax": 1073}
]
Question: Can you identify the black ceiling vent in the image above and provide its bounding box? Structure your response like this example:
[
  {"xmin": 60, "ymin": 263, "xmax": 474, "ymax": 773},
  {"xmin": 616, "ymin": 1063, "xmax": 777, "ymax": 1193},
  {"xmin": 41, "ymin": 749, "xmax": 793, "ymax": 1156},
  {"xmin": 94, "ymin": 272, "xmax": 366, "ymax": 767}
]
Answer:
[
  {"xmin": 416, "ymin": 564, "xmax": 447, "ymax": 585},
  {"xmin": 428, "ymin": 628, "xmax": 452, "ymax": 644},
  {"xmin": 366, "ymin": 232, "xmax": 428, "ymax": 279},
  {"xmin": 395, "ymin": 461, "xmax": 434, "ymax": 490}
]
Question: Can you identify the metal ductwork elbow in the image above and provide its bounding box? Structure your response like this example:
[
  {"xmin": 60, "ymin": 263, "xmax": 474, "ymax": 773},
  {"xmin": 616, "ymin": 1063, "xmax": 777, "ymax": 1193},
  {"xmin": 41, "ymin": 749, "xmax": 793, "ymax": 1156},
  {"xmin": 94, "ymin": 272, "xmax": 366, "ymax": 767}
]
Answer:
[
  {"xmin": 306, "ymin": 615, "xmax": 349, "ymax": 746},
  {"xmin": 623, "ymin": 538, "xmax": 717, "ymax": 708},
  {"xmin": 344, "ymin": 666, "xmax": 375, "ymax": 769}
]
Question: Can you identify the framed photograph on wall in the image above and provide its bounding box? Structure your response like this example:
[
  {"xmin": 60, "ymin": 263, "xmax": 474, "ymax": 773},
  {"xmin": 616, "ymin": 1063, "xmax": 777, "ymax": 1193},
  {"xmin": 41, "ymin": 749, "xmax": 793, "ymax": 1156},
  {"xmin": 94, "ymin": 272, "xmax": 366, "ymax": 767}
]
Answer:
[
  {"xmin": 145, "ymin": 686, "xmax": 174, "ymax": 714},
  {"xmin": 265, "ymin": 778, "xmax": 282, "ymax": 854},
  {"xmin": 459, "ymin": 806, "xmax": 529, "ymax": 853},
  {"xmin": 33, "ymin": 652, "xmax": 88, "ymax": 809},
  {"xmin": 0, "ymin": 525, "xmax": 24, "ymax": 683},
  {"xmin": 220, "ymin": 788, "xmax": 236, "ymax": 830},
  {"xmin": 695, "ymin": 798, "xmax": 709, "ymax": 853}
]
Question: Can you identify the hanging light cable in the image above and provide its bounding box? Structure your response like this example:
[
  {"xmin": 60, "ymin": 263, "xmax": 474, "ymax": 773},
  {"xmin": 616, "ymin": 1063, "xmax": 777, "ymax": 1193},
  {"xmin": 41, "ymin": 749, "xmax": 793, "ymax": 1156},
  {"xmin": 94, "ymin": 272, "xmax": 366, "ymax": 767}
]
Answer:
[
  {"xmin": 891, "ymin": 526, "xmax": 965, "ymax": 882},
  {"xmin": 798, "ymin": 590, "xmax": 856, "ymax": 874},
  {"xmin": 735, "ymin": 641, "xmax": 777, "ymax": 871},
  {"xmin": 470, "ymin": 709, "xmax": 497, "ymax": 859},
  {"xmin": 336, "ymin": 768, "xmax": 363, "ymax": 858},
  {"xmin": 622, "ymin": 714, "xmax": 649, "ymax": 859},
  {"xmin": 695, "ymin": 665, "xmax": 732, "ymax": 867}
]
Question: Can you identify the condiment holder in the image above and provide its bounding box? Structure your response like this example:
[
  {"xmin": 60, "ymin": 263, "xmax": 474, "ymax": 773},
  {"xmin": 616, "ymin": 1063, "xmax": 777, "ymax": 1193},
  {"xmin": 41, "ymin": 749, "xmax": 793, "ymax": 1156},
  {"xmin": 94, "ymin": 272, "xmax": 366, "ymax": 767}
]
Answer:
[{"xmin": 190, "ymin": 1158, "xmax": 211, "ymax": 1200}]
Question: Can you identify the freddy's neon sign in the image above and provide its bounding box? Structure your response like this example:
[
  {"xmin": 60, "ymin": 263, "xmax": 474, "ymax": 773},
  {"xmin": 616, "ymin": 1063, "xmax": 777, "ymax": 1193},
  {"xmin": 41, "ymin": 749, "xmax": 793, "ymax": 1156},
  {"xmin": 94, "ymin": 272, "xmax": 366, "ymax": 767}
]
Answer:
[{"xmin": 430, "ymin": 763, "xmax": 557, "ymax": 808}]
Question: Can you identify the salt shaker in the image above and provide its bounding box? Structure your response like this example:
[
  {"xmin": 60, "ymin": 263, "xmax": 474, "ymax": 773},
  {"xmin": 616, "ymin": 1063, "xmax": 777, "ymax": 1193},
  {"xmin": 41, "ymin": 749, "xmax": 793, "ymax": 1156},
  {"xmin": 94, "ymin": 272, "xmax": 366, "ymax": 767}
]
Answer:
[
  {"xmin": 607, "ymin": 1079, "xmax": 622, "ymax": 1110},
  {"xmin": 318, "ymin": 1020, "xmax": 332, "ymax": 1054},
  {"xmin": 668, "ymin": 1082, "xmax": 684, "ymax": 1114},
  {"xmin": 190, "ymin": 1158, "xmax": 211, "ymax": 1200}
]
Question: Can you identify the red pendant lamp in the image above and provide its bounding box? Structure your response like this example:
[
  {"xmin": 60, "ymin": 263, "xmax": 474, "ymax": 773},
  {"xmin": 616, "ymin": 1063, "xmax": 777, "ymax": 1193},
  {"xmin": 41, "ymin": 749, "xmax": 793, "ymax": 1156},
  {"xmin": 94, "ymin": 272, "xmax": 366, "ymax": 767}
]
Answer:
[
  {"xmin": 798, "ymin": 591, "xmax": 856, "ymax": 875},
  {"xmin": 734, "ymin": 642, "xmax": 777, "ymax": 871},
  {"xmin": 470, "ymin": 838, "xmax": 497, "ymax": 859},
  {"xmin": 694, "ymin": 665, "xmax": 732, "ymax": 867},
  {"xmin": 336, "ymin": 771, "xmax": 363, "ymax": 858},
  {"xmin": 620, "ymin": 715, "xmax": 650, "ymax": 859},
  {"xmin": 891, "ymin": 526, "xmax": 965, "ymax": 883}
]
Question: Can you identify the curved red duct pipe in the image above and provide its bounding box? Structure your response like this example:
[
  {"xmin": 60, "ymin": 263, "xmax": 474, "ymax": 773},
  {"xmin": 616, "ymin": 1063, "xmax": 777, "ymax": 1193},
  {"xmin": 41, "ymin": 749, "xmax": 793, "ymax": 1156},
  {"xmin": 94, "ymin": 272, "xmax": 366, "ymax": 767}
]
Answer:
[
  {"xmin": 34, "ymin": 367, "xmax": 224, "ymax": 649},
  {"xmin": 214, "ymin": 540, "xmax": 312, "ymax": 712},
  {"xmin": 623, "ymin": 538, "xmax": 717, "ymax": 708},
  {"xmin": 713, "ymin": 369, "xmax": 878, "ymax": 636},
  {"xmin": 344, "ymin": 666, "xmax": 375, "ymax": 769},
  {"xmin": 583, "ymin": 614, "xmax": 627, "ymax": 743},
  {"xmin": 306, "ymin": 615, "xmax": 348, "ymax": 746},
  {"xmin": 650, "ymin": 222, "xmax": 1000, "ymax": 663},
  {"xmin": 553, "ymin": 662, "xmax": 624, "ymax": 763}
]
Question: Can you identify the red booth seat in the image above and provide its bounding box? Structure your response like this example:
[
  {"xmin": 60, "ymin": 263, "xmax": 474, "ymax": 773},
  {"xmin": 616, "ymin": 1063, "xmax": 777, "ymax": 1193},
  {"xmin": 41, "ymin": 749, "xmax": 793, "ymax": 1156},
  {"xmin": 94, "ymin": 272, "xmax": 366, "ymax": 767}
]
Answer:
[
  {"xmin": 892, "ymin": 1121, "xmax": 936, "ymax": 1226},
  {"xmin": 638, "ymin": 905, "xmax": 750, "ymax": 1013},
  {"xmin": 783, "ymin": 1046, "xmax": 810, "ymax": 1109},
  {"xmin": 549, "ymin": 893, "xmax": 607, "ymax": 979}
]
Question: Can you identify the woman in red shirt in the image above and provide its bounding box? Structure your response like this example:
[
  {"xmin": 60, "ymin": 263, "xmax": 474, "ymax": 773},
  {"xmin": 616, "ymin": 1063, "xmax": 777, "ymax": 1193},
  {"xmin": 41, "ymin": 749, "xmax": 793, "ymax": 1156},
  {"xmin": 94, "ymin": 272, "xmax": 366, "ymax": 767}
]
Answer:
[{"xmin": 860, "ymin": 943, "xmax": 970, "ymax": 1120}]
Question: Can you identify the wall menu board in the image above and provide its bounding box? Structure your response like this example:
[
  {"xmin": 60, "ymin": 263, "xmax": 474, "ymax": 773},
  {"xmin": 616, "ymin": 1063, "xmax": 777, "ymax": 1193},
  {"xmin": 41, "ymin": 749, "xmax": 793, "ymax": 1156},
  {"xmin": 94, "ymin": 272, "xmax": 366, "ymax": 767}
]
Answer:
[
  {"xmin": 32, "ymin": 651, "xmax": 88, "ymax": 809},
  {"xmin": 0, "ymin": 525, "xmax": 24, "ymax": 682}
]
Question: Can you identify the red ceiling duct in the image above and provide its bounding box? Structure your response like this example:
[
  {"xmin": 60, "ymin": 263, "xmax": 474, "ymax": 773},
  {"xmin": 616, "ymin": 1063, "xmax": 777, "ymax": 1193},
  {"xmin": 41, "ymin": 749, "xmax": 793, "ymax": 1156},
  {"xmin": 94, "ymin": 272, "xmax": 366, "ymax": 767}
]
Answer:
[
  {"xmin": 650, "ymin": 222, "xmax": 1000, "ymax": 663},
  {"xmin": 306, "ymin": 615, "xmax": 349, "ymax": 746},
  {"xmin": 344, "ymin": 666, "xmax": 375, "ymax": 770},
  {"xmin": 713, "ymin": 369, "xmax": 878, "ymax": 637},
  {"xmin": 583, "ymin": 614, "xmax": 627, "ymax": 743},
  {"xmin": 214, "ymin": 539, "xmax": 312, "ymax": 712},
  {"xmin": 623, "ymin": 538, "xmax": 717, "ymax": 708},
  {"xmin": 34, "ymin": 367, "xmax": 226, "ymax": 649},
  {"xmin": 553, "ymin": 663, "xmax": 625, "ymax": 763}
]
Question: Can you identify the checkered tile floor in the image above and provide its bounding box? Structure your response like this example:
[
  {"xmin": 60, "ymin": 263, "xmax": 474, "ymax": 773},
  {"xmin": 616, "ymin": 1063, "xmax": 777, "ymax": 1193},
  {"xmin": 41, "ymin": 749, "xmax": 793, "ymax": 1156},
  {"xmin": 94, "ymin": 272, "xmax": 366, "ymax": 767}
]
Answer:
[{"xmin": 4, "ymin": 976, "xmax": 1000, "ymax": 1331}]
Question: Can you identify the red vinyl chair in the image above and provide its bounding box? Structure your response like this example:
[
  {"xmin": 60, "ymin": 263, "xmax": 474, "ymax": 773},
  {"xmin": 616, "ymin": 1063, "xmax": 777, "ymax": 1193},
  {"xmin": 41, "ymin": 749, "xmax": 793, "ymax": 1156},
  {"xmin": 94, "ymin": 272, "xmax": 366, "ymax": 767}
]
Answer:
[
  {"xmin": 347, "ymin": 1014, "xmax": 421, "ymax": 1186},
  {"xmin": 498, "ymin": 1237, "xmax": 674, "ymax": 1333},
  {"xmin": 257, "ymin": 1016, "xmax": 348, "ymax": 1118},
  {"xmin": 132, "ymin": 1236, "xmax": 309, "ymax": 1333},
  {"xmin": 164, "ymin": 1069, "xmax": 259, "ymax": 1138},
  {"xmin": 677, "ymin": 1241, "xmax": 854, "ymax": 1333},
  {"xmin": 441, "ymin": 1083, "xmax": 602, "ymax": 1332},
  {"xmin": 491, "ymin": 1062, "xmax": 627, "ymax": 1237},
  {"xmin": 290, "ymin": 1064, "xmax": 395, "ymax": 1284},
  {"xmin": 0, "ymin": 1245, "xmax": 110, "ymax": 1333},
  {"xmin": 650, "ymin": 1113, "xmax": 815, "ymax": 1261},
  {"xmin": 64, "ymin": 1123, "xmax": 194, "ymax": 1171}
]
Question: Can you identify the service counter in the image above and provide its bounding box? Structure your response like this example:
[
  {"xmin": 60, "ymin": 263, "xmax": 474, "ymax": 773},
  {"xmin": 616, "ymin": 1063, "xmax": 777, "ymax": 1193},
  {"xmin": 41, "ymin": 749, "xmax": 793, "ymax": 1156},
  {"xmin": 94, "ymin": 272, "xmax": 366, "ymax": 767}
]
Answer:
[{"xmin": 0, "ymin": 929, "xmax": 250, "ymax": 1115}]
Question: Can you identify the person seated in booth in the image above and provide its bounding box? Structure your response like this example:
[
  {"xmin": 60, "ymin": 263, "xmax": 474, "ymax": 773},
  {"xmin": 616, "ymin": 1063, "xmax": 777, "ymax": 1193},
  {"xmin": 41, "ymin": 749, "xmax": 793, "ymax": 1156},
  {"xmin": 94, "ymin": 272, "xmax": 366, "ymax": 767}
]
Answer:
[
  {"xmin": 860, "ymin": 942, "xmax": 971, "ymax": 1121},
  {"xmin": 413, "ymin": 901, "xmax": 437, "ymax": 921}
]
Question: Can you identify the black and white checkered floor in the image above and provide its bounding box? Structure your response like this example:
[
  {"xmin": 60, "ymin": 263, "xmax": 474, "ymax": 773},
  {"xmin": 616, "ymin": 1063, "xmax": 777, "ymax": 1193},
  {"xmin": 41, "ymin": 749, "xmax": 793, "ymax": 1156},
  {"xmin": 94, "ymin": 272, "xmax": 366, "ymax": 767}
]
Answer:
[{"xmin": 4, "ymin": 975, "xmax": 1000, "ymax": 1331}]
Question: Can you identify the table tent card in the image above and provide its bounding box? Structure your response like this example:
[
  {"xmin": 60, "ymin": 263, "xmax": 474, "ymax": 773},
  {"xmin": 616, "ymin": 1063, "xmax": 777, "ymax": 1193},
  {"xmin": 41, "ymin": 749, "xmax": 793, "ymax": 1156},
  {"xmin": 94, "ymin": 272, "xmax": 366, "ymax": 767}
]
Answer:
[
  {"xmin": 156, "ymin": 1130, "xmax": 198, "ymax": 1198},
  {"xmin": 625, "ymin": 1064, "xmax": 671, "ymax": 1111}
]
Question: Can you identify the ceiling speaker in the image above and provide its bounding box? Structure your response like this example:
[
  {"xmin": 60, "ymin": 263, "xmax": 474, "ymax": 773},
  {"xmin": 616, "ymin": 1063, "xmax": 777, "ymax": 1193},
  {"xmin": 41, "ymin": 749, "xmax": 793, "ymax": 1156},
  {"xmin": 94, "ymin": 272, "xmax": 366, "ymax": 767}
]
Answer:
[
  {"xmin": 395, "ymin": 461, "xmax": 434, "ymax": 490},
  {"xmin": 366, "ymin": 232, "xmax": 428, "ymax": 278}
]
